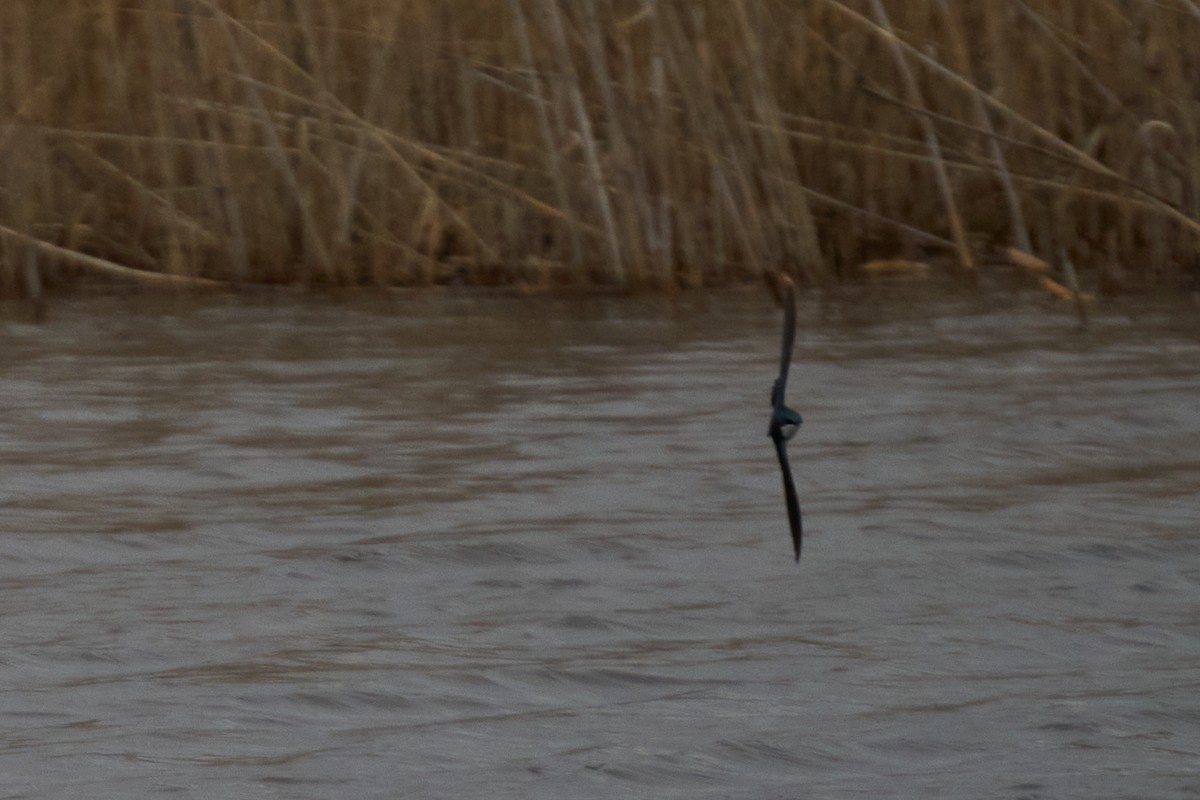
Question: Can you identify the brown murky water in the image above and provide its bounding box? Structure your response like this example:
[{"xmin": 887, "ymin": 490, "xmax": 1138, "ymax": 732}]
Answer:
[{"xmin": 1, "ymin": 290, "xmax": 1198, "ymax": 799}]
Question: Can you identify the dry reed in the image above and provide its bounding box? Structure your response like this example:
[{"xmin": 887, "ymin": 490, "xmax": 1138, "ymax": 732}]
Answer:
[{"xmin": 0, "ymin": 0, "xmax": 1197, "ymax": 297}]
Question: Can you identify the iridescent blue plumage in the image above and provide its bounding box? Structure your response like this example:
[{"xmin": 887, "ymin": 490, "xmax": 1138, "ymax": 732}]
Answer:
[{"xmin": 768, "ymin": 276, "xmax": 803, "ymax": 560}]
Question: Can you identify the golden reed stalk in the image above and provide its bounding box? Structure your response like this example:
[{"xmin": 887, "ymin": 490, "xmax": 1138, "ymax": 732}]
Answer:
[{"xmin": 0, "ymin": 0, "xmax": 1196, "ymax": 297}]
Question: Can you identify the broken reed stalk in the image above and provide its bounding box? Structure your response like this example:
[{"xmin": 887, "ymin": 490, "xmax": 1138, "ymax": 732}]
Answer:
[
  {"xmin": 508, "ymin": 0, "xmax": 585, "ymax": 275},
  {"xmin": 935, "ymin": 0, "xmax": 1032, "ymax": 255},
  {"xmin": 539, "ymin": 0, "xmax": 625, "ymax": 284},
  {"xmin": 0, "ymin": 224, "xmax": 223, "ymax": 289},
  {"xmin": 732, "ymin": 0, "xmax": 829, "ymax": 285},
  {"xmin": 865, "ymin": 0, "xmax": 974, "ymax": 273},
  {"xmin": 202, "ymin": 0, "xmax": 334, "ymax": 280},
  {"xmin": 1059, "ymin": 247, "xmax": 1088, "ymax": 327}
]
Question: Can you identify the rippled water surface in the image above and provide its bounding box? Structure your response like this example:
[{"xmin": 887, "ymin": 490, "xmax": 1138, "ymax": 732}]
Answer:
[{"xmin": 2, "ymin": 290, "xmax": 1199, "ymax": 799}]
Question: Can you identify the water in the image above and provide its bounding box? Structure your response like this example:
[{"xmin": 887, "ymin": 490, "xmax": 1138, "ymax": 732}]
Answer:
[{"xmin": 1, "ymin": 290, "xmax": 1198, "ymax": 799}]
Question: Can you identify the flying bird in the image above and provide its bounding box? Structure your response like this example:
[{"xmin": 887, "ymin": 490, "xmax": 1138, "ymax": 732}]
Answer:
[{"xmin": 768, "ymin": 275, "xmax": 803, "ymax": 560}]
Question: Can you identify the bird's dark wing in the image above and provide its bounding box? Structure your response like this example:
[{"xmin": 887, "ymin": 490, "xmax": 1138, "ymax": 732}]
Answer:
[
  {"xmin": 776, "ymin": 277, "xmax": 797, "ymax": 399},
  {"xmin": 772, "ymin": 432, "xmax": 803, "ymax": 561}
]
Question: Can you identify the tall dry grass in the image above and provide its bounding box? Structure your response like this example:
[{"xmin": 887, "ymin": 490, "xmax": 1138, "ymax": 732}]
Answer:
[{"xmin": 0, "ymin": 0, "xmax": 1197, "ymax": 297}]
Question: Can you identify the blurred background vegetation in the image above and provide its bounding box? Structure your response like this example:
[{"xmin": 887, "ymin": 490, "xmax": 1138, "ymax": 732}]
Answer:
[{"xmin": 1, "ymin": 0, "xmax": 1198, "ymax": 298}]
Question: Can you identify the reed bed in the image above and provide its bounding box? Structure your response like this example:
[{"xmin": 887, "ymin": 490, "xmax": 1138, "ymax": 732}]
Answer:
[{"xmin": 1, "ymin": 0, "xmax": 1198, "ymax": 298}]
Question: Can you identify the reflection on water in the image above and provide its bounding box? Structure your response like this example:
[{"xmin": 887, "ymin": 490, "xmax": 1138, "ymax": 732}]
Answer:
[{"xmin": 1, "ymin": 291, "xmax": 1198, "ymax": 799}]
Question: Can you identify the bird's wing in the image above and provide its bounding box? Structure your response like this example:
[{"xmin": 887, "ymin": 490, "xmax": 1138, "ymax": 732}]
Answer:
[
  {"xmin": 772, "ymin": 433, "xmax": 803, "ymax": 561},
  {"xmin": 776, "ymin": 277, "xmax": 797, "ymax": 398}
]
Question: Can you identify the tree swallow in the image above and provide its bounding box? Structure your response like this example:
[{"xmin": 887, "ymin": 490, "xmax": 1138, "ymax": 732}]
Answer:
[{"xmin": 768, "ymin": 276, "xmax": 803, "ymax": 561}]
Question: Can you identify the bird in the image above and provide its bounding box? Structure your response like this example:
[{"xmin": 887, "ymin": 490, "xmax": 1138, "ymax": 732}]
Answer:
[{"xmin": 768, "ymin": 275, "xmax": 803, "ymax": 561}]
